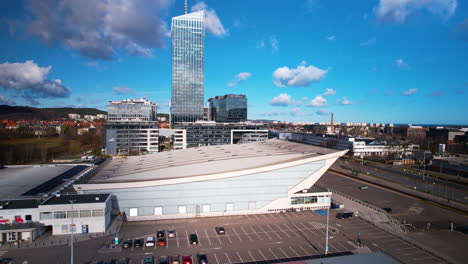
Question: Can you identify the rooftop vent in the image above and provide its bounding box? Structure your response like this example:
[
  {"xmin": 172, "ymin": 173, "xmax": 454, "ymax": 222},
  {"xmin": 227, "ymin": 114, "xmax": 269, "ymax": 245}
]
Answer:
[{"xmin": 95, "ymin": 197, "xmax": 100, "ymax": 201}]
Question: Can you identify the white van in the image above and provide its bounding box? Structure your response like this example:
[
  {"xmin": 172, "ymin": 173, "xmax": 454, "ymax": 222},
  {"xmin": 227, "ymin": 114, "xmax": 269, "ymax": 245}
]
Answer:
[{"xmin": 146, "ymin": 236, "xmax": 155, "ymax": 247}]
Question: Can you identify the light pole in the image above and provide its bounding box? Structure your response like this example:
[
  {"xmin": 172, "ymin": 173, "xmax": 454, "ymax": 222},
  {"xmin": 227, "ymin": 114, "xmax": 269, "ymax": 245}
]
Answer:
[
  {"xmin": 422, "ymin": 151, "xmax": 426, "ymax": 181},
  {"xmin": 69, "ymin": 200, "xmax": 76, "ymax": 264},
  {"xmin": 325, "ymin": 193, "xmax": 330, "ymax": 255}
]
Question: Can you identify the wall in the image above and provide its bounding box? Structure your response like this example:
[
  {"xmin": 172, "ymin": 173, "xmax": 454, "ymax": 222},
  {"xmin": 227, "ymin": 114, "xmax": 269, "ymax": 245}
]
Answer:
[{"xmin": 0, "ymin": 208, "xmax": 39, "ymax": 223}]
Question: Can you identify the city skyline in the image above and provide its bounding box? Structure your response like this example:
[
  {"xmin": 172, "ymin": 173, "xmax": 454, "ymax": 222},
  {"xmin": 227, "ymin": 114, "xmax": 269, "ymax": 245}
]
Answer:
[{"xmin": 0, "ymin": 0, "xmax": 467, "ymax": 124}]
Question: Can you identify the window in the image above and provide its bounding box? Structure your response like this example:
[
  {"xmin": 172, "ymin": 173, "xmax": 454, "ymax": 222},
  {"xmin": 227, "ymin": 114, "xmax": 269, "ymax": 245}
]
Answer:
[
  {"xmin": 154, "ymin": 207, "xmax": 163, "ymax": 215},
  {"xmin": 203, "ymin": 204, "xmax": 211, "ymax": 213},
  {"xmin": 40, "ymin": 212, "xmax": 53, "ymax": 220},
  {"xmin": 226, "ymin": 203, "xmax": 234, "ymax": 211},
  {"xmin": 291, "ymin": 197, "xmax": 304, "ymax": 205},
  {"xmin": 80, "ymin": 210, "xmax": 92, "ymax": 218},
  {"xmin": 178, "ymin": 206, "xmax": 187, "ymax": 214},
  {"xmin": 54, "ymin": 211, "xmax": 66, "ymax": 219},
  {"xmin": 25, "ymin": 215, "xmax": 32, "ymax": 221},
  {"xmin": 129, "ymin": 208, "xmax": 138, "ymax": 216},
  {"xmin": 61, "ymin": 224, "xmax": 69, "ymax": 233},
  {"xmin": 7, "ymin": 232, "xmax": 16, "ymax": 241},
  {"xmin": 67, "ymin": 211, "xmax": 79, "ymax": 218},
  {"xmin": 92, "ymin": 209, "xmax": 104, "ymax": 217}
]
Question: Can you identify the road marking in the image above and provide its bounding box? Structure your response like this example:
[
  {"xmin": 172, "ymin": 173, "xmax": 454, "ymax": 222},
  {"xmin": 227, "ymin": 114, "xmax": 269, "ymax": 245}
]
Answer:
[
  {"xmin": 267, "ymin": 224, "xmax": 282, "ymax": 240},
  {"xmin": 253, "ymin": 214, "xmax": 260, "ymax": 220},
  {"xmin": 249, "ymin": 225, "xmax": 263, "ymax": 240},
  {"xmin": 196, "ymin": 229, "xmax": 202, "ymax": 246},
  {"xmin": 213, "ymin": 228, "xmax": 222, "ymax": 245},
  {"xmin": 269, "ymin": 248, "xmax": 281, "ymax": 260},
  {"xmin": 257, "ymin": 225, "xmax": 273, "ymax": 240},
  {"xmin": 213, "ymin": 253, "xmax": 220, "ymax": 264},
  {"xmin": 289, "ymin": 246, "xmax": 301, "ymax": 257},
  {"xmin": 224, "ymin": 252, "xmax": 232, "ymax": 264},
  {"xmin": 166, "ymin": 236, "xmax": 169, "ymax": 249},
  {"xmin": 0, "ymin": 250, "xmax": 7, "ymax": 257},
  {"xmin": 299, "ymin": 245, "xmax": 311, "ymax": 256},
  {"xmin": 231, "ymin": 226, "xmax": 243, "ymax": 242},
  {"xmin": 176, "ymin": 233, "xmax": 180, "ymax": 248},
  {"xmin": 185, "ymin": 230, "xmax": 190, "ymax": 247},
  {"xmin": 204, "ymin": 229, "xmax": 212, "ymax": 246},
  {"xmin": 247, "ymin": 250, "xmax": 256, "ymax": 262},
  {"xmin": 275, "ymin": 223, "xmax": 291, "ymax": 238},
  {"xmin": 240, "ymin": 226, "xmax": 254, "ymax": 241},
  {"xmin": 236, "ymin": 251, "xmax": 244, "ymax": 263},
  {"xmin": 258, "ymin": 249, "xmax": 268, "ymax": 261}
]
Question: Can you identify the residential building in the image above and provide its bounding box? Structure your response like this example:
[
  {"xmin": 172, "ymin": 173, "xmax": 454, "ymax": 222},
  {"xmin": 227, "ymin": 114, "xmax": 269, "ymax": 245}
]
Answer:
[
  {"xmin": 170, "ymin": 8, "xmax": 205, "ymax": 123},
  {"xmin": 105, "ymin": 99, "xmax": 159, "ymax": 155},
  {"xmin": 208, "ymin": 94, "xmax": 247, "ymax": 123}
]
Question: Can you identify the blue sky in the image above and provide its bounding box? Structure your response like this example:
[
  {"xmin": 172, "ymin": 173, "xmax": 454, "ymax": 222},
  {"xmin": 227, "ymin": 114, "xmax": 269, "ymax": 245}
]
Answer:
[{"xmin": 0, "ymin": 0, "xmax": 467, "ymax": 124}]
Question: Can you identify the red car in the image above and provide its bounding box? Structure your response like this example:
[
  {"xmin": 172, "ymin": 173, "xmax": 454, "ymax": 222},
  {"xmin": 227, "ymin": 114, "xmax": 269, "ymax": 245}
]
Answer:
[
  {"xmin": 157, "ymin": 237, "xmax": 167, "ymax": 246},
  {"xmin": 182, "ymin": 255, "xmax": 192, "ymax": 264}
]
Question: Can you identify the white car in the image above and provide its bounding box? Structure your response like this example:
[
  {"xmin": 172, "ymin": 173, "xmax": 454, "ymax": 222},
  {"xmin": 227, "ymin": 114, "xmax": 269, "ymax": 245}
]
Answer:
[
  {"xmin": 168, "ymin": 229, "xmax": 176, "ymax": 238},
  {"xmin": 145, "ymin": 236, "xmax": 155, "ymax": 247},
  {"xmin": 359, "ymin": 185, "xmax": 368, "ymax": 190}
]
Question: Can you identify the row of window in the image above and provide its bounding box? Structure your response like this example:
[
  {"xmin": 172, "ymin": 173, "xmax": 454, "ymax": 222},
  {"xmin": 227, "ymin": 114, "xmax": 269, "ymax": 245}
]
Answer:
[
  {"xmin": 128, "ymin": 203, "xmax": 257, "ymax": 216},
  {"xmin": 39, "ymin": 209, "xmax": 104, "ymax": 220},
  {"xmin": 291, "ymin": 196, "xmax": 329, "ymax": 205}
]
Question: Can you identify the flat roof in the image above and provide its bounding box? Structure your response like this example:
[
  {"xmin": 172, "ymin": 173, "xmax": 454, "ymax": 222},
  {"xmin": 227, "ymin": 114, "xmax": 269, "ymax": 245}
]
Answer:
[
  {"xmin": 0, "ymin": 199, "xmax": 41, "ymax": 210},
  {"xmin": 87, "ymin": 139, "xmax": 342, "ymax": 184},
  {"xmin": 0, "ymin": 166, "xmax": 72, "ymax": 200},
  {"xmin": 41, "ymin": 194, "xmax": 110, "ymax": 205}
]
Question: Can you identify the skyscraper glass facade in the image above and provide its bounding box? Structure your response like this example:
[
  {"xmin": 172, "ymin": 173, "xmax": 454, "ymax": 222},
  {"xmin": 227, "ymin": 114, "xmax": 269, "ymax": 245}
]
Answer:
[
  {"xmin": 208, "ymin": 94, "xmax": 247, "ymax": 122},
  {"xmin": 171, "ymin": 10, "xmax": 205, "ymax": 123}
]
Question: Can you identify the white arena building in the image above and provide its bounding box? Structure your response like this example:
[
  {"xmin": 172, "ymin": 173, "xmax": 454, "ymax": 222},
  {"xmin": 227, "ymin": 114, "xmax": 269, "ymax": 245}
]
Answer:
[{"xmin": 74, "ymin": 139, "xmax": 347, "ymax": 220}]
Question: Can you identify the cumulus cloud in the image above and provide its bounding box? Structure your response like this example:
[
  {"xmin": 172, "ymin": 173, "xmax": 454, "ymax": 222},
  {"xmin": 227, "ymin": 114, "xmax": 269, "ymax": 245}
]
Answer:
[
  {"xmin": 269, "ymin": 35, "xmax": 279, "ymax": 53},
  {"xmin": 316, "ymin": 109, "xmax": 331, "ymax": 116},
  {"xmin": 323, "ymin": 88, "xmax": 336, "ymax": 96},
  {"xmin": 360, "ymin": 37, "xmax": 376, "ymax": 46},
  {"xmin": 395, "ymin": 59, "xmax": 410, "ymax": 69},
  {"xmin": 327, "ymin": 35, "xmax": 336, "ymax": 41},
  {"xmin": 270, "ymin": 93, "xmax": 291, "ymax": 106},
  {"xmin": 337, "ymin": 97, "xmax": 354, "ymax": 105},
  {"xmin": 307, "ymin": 95, "xmax": 327, "ymax": 107},
  {"xmin": 401, "ymin": 88, "xmax": 418, "ymax": 96},
  {"xmin": 0, "ymin": 60, "xmax": 71, "ymax": 100},
  {"xmin": 0, "ymin": 95, "xmax": 15, "ymax": 105},
  {"xmin": 113, "ymin": 86, "xmax": 135, "ymax": 95},
  {"xmin": 256, "ymin": 40, "xmax": 266, "ymax": 49},
  {"xmin": 227, "ymin": 72, "xmax": 252, "ymax": 87},
  {"xmin": 192, "ymin": 2, "xmax": 227, "ymax": 37},
  {"xmin": 290, "ymin": 107, "xmax": 306, "ymax": 116},
  {"xmin": 273, "ymin": 61, "xmax": 328, "ymax": 88},
  {"xmin": 375, "ymin": 0, "xmax": 457, "ymax": 23},
  {"xmin": 23, "ymin": 0, "xmax": 171, "ymax": 60}
]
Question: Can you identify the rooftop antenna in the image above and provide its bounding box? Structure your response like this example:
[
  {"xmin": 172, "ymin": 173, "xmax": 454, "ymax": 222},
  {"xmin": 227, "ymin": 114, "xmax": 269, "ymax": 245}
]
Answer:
[{"xmin": 184, "ymin": 0, "xmax": 188, "ymax": 14}]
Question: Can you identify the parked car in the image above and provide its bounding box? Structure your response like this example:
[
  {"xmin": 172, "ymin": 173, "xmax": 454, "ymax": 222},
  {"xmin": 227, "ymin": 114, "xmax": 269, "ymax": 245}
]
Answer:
[
  {"xmin": 382, "ymin": 207, "xmax": 392, "ymax": 213},
  {"xmin": 157, "ymin": 230, "xmax": 165, "ymax": 238},
  {"xmin": 168, "ymin": 229, "xmax": 176, "ymax": 238},
  {"xmin": 359, "ymin": 185, "xmax": 368, "ymax": 190},
  {"xmin": 336, "ymin": 212, "xmax": 353, "ymax": 219},
  {"xmin": 143, "ymin": 256, "xmax": 154, "ymax": 264},
  {"xmin": 0, "ymin": 259, "xmax": 12, "ymax": 264},
  {"xmin": 116, "ymin": 258, "xmax": 129, "ymax": 264},
  {"xmin": 146, "ymin": 236, "xmax": 155, "ymax": 247},
  {"xmin": 122, "ymin": 239, "xmax": 133, "ymax": 248},
  {"xmin": 197, "ymin": 254, "xmax": 208, "ymax": 264},
  {"xmin": 157, "ymin": 237, "xmax": 167, "ymax": 246},
  {"xmin": 134, "ymin": 238, "xmax": 144, "ymax": 247},
  {"xmin": 182, "ymin": 255, "xmax": 193, "ymax": 264},
  {"xmin": 91, "ymin": 262, "xmax": 104, "ymax": 264},
  {"xmin": 170, "ymin": 255, "xmax": 181, "ymax": 264},
  {"xmin": 103, "ymin": 260, "xmax": 116, "ymax": 264},
  {"xmin": 189, "ymin": 233, "xmax": 199, "ymax": 244},
  {"xmin": 159, "ymin": 256, "xmax": 169, "ymax": 264},
  {"xmin": 215, "ymin": 226, "xmax": 225, "ymax": 234}
]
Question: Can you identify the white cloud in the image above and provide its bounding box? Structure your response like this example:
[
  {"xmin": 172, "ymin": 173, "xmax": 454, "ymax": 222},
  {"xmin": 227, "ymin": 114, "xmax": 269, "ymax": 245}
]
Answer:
[
  {"xmin": 270, "ymin": 93, "xmax": 291, "ymax": 106},
  {"xmin": 307, "ymin": 95, "xmax": 327, "ymax": 107},
  {"xmin": 192, "ymin": 2, "xmax": 227, "ymax": 37},
  {"xmin": 327, "ymin": 35, "xmax": 336, "ymax": 41},
  {"xmin": 0, "ymin": 94, "xmax": 15, "ymax": 105},
  {"xmin": 395, "ymin": 58, "xmax": 410, "ymax": 69},
  {"xmin": 375, "ymin": 0, "xmax": 457, "ymax": 23},
  {"xmin": 273, "ymin": 61, "xmax": 328, "ymax": 87},
  {"xmin": 401, "ymin": 88, "xmax": 418, "ymax": 96},
  {"xmin": 269, "ymin": 35, "xmax": 279, "ymax": 53},
  {"xmin": 323, "ymin": 88, "xmax": 336, "ymax": 96},
  {"xmin": 260, "ymin": 111, "xmax": 287, "ymax": 117},
  {"xmin": 227, "ymin": 72, "xmax": 252, "ymax": 87},
  {"xmin": 316, "ymin": 109, "xmax": 331, "ymax": 116},
  {"xmin": 360, "ymin": 37, "xmax": 376, "ymax": 46},
  {"xmin": 23, "ymin": 0, "xmax": 172, "ymax": 60},
  {"xmin": 256, "ymin": 40, "xmax": 265, "ymax": 48},
  {"xmin": 112, "ymin": 86, "xmax": 134, "ymax": 95},
  {"xmin": 290, "ymin": 107, "xmax": 306, "ymax": 116},
  {"xmin": 0, "ymin": 60, "xmax": 71, "ymax": 99},
  {"xmin": 337, "ymin": 97, "xmax": 354, "ymax": 105}
]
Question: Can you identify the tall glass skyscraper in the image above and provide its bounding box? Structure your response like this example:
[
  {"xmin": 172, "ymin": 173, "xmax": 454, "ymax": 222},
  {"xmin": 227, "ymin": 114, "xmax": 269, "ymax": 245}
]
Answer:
[{"xmin": 171, "ymin": 10, "xmax": 205, "ymax": 124}]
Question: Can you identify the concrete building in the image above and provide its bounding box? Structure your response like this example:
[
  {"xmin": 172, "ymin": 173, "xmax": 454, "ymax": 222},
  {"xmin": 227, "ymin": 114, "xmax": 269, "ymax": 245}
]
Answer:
[
  {"xmin": 173, "ymin": 121, "xmax": 268, "ymax": 148},
  {"xmin": 159, "ymin": 129, "xmax": 187, "ymax": 150},
  {"xmin": 74, "ymin": 139, "xmax": 346, "ymax": 221},
  {"xmin": 0, "ymin": 199, "xmax": 44, "ymax": 243},
  {"xmin": 352, "ymin": 141, "xmax": 419, "ymax": 158},
  {"xmin": 208, "ymin": 94, "xmax": 247, "ymax": 123},
  {"xmin": 105, "ymin": 99, "xmax": 159, "ymax": 155}
]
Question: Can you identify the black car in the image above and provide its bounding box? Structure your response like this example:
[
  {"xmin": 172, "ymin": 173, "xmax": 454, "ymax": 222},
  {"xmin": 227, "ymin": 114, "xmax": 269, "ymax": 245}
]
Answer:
[
  {"xmin": 157, "ymin": 230, "xmax": 165, "ymax": 238},
  {"xmin": 215, "ymin": 226, "xmax": 225, "ymax": 234},
  {"xmin": 122, "ymin": 239, "xmax": 133, "ymax": 248},
  {"xmin": 197, "ymin": 254, "xmax": 208, "ymax": 264},
  {"xmin": 189, "ymin": 233, "xmax": 199, "ymax": 244},
  {"xmin": 159, "ymin": 256, "xmax": 169, "ymax": 264},
  {"xmin": 336, "ymin": 212, "xmax": 353, "ymax": 219},
  {"xmin": 0, "ymin": 259, "xmax": 12, "ymax": 264},
  {"xmin": 382, "ymin": 207, "xmax": 392, "ymax": 213},
  {"xmin": 134, "ymin": 238, "xmax": 144, "ymax": 247}
]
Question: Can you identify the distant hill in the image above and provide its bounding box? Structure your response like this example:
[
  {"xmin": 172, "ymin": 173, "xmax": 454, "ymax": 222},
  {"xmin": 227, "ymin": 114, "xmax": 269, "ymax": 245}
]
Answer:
[{"xmin": 0, "ymin": 105, "xmax": 107, "ymax": 120}]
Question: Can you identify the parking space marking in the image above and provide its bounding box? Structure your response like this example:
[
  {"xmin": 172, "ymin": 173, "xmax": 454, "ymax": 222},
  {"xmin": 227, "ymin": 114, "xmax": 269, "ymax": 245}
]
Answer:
[
  {"xmin": 236, "ymin": 251, "xmax": 244, "ymax": 263},
  {"xmin": 241, "ymin": 226, "xmax": 254, "ymax": 242},
  {"xmin": 299, "ymin": 245, "xmax": 311, "ymax": 256},
  {"xmin": 249, "ymin": 225, "xmax": 263, "ymax": 240},
  {"xmin": 196, "ymin": 229, "xmax": 202, "ymax": 246},
  {"xmin": 275, "ymin": 223, "xmax": 291, "ymax": 238},
  {"xmin": 176, "ymin": 233, "xmax": 180, "ymax": 248},
  {"xmin": 248, "ymin": 250, "xmax": 257, "ymax": 263},
  {"xmin": 204, "ymin": 229, "xmax": 212, "ymax": 246},
  {"xmin": 166, "ymin": 237, "xmax": 169, "ymax": 248},
  {"xmin": 258, "ymin": 249, "xmax": 268, "ymax": 261},
  {"xmin": 289, "ymin": 246, "xmax": 301, "ymax": 257},
  {"xmin": 257, "ymin": 225, "xmax": 273, "ymax": 240},
  {"xmin": 267, "ymin": 224, "xmax": 282, "ymax": 240},
  {"xmin": 213, "ymin": 253, "xmax": 220, "ymax": 264},
  {"xmin": 282, "ymin": 223, "xmax": 298, "ymax": 237},
  {"xmin": 278, "ymin": 247, "xmax": 291, "ymax": 261},
  {"xmin": 253, "ymin": 214, "xmax": 260, "ymax": 220},
  {"xmin": 185, "ymin": 230, "xmax": 190, "ymax": 247},
  {"xmin": 225, "ymin": 252, "xmax": 232, "ymax": 264},
  {"xmin": 269, "ymin": 247, "xmax": 281, "ymax": 260},
  {"xmin": 213, "ymin": 229, "xmax": 222, "ymax": 245},
  {"xmin": 231, "ymin": 226, "xmax": 243, "ymax": 242}
]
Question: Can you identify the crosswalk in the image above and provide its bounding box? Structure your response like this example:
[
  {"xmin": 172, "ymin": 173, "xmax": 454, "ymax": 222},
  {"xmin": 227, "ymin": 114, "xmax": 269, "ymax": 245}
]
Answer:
[{"xmin": 0, "ymin": 250, "xmax": 7, "ymax": 257}]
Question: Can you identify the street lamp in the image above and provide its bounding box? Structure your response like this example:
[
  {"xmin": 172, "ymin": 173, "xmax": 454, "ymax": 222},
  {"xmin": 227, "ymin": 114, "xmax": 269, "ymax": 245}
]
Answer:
[
  {"xmin": 69, "ymin": 199, "xmax": 76, "ymax": 264},
  {"xmin": 325, "ymin": 191, "xmax": 330, "ymax": 255}
]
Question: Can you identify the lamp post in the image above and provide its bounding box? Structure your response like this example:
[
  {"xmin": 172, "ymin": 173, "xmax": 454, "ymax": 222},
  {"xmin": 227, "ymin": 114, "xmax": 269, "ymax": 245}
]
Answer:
[
  {"xmin": 325, "ymin": 192, "xmax": 330, "ymax": 255},
  {"xmin": 69, "ymin": 200, "xmax": 76, "ymax": 264}
]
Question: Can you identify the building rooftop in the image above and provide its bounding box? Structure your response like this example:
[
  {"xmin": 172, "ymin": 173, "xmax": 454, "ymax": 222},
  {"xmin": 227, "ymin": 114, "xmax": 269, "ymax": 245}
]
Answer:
[
  {"xmin": 85, "ymin": 139, "xmax": 343, "ymax": 184},
  {"xmin": 0, "ymin": 199, "xmax": 41, "ymax": 210},
  {"xmin": 41, "ymin": 194, "xmax": 110, "ymax": 205}
]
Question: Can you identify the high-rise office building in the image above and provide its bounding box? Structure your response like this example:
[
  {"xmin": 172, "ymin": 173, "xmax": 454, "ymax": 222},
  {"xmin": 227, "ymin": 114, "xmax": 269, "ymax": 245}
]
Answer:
[
  {"xmin": 106, "ymin": 99, "xmax": 159, "ymax": 155},
  {"xmin": 208, "ymin": 94, "xmax": 247, "ymax": 122},
  {"xmin": 170, "ymin": 5, "xmax": 205, "ymax": 124}
]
